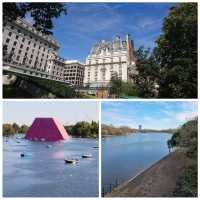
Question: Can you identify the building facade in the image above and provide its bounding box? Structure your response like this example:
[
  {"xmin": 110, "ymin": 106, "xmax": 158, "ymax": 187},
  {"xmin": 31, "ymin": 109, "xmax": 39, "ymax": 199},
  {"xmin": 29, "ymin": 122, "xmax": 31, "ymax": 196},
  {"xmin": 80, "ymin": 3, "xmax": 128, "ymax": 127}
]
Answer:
[
  {"xmin": 84, "ymin": 34, "xmax": 137, "ymax": 87},
  {"xmin": 64, "ymin": 60, "xmax": 84, "ymax": 87},
  {"xmin": 3, "ymin": 18, "xmax": 67, "ymax": 83}
]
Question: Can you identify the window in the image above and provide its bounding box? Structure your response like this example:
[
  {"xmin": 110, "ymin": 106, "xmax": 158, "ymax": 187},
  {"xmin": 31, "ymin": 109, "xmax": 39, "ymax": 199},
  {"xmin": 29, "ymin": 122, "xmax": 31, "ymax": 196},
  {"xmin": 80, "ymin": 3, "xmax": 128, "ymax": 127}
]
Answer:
[
  {"xmin": 13, "ymin": 41, "xmax": 17, "ymax": 46},
  {"xmin": 34, "ymin": 43, "xmax": 36, "ymax": 47},
  {"xmin": 31, "ymin": 54, "xmax": 33, "ymax": 58},
  {"xmin": 22, "ymin": 38, "xmax": 25, "ymax": 42},
  {"xmin": 8, "ymin": 32, "xmax": 12, "ymax": 37},
  {"xmin": 26, "ymin": 47, "xmax": 29, "ymax": 51},
  {"xmin": 11, "ymin": 26, "xmax": 14, "ymax": 30},
  {"xmin": 6, "ymin": 38, "xmax": 10, "ymax": 43},
  {"xmin": 18, "ymin": 29, "xmax": 21, "ymax": 33},
  {"xmin": 16, "ymin": 35, "xmax": 19, "ymax": 39},
  {"xmin": 16, "ymin": 55, "xmax": 20, "ymax": 61},
  {"xmin": 28, "ymin": 41, "xmax": 31, "ymax": 45},
  {"xmin": 18, "ymin": 50, "xmax": 22, "ymax": 54},
  {"xmin": 29, "ymin": 60, "xmax": 32, "ymax": 64}
]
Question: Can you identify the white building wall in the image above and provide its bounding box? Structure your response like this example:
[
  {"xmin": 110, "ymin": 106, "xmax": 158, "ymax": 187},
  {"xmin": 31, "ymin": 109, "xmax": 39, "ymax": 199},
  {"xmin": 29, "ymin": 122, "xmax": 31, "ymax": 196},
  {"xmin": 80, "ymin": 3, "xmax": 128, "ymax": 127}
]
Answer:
[{"xmin": 84, "ymin": 36, "xmax": 134, "ymax": 87}]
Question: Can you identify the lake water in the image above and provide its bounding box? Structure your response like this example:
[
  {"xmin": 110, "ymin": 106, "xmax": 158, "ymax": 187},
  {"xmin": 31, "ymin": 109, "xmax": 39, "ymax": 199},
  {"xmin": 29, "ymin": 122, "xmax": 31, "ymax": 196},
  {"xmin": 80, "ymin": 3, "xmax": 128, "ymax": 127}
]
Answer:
[
  {"xmin": 3, "ymin": 135, "xmax": 99, "ymax": 197},
  {"xmin": 102, "ymin": 132, "xmax": 172, "ymax": 193}
]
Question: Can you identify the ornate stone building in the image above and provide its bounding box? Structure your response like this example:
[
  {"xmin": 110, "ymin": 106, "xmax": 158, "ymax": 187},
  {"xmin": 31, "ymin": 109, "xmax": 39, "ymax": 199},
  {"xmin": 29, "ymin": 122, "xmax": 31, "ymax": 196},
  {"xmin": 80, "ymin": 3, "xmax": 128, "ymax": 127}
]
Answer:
[
  {"xmin": 3, "ymin": 18, "xmax": 85, "ymax": 87},
  {"xmin": 3, "ymin": 19, "xmax": 59, "ymax": 76},
  {"xmin": 84, "ymin": 34, "xmax": 137, "ymax": 87}
]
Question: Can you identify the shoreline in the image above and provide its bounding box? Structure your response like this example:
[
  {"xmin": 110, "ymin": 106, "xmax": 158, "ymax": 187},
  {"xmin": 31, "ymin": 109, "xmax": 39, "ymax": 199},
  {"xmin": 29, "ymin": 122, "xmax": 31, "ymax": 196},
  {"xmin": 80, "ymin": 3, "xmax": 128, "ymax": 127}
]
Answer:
[
  {"xmin": 102, "ymin": 131, "xmax": 173, "ymax": 137},
  {"xmin": 106, "ymin": 150, "xmax": 187, "ymax": 197},
  {"xmin": 3, "ymin": 135, "xmax": 98, "ymax": 140}
]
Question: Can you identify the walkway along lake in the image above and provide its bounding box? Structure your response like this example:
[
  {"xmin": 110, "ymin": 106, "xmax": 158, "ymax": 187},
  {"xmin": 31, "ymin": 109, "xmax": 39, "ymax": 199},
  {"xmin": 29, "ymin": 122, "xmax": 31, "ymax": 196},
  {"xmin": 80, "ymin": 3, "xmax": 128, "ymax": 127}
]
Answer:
[
  {"xmin": 102, "ymin": 132, "xmax": 172, "ymax": 194},
  {"xmin": 3, "ymin": 136, "xmax": 99, "ymax": 197}
]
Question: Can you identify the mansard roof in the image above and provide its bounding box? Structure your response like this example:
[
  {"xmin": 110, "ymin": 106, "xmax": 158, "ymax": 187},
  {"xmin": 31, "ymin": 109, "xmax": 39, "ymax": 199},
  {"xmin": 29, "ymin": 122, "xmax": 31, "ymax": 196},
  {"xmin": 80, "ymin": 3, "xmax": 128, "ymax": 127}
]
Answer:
[{"xmin": 90, "ymin": 36, "xmax": 127, "ymax": 55}]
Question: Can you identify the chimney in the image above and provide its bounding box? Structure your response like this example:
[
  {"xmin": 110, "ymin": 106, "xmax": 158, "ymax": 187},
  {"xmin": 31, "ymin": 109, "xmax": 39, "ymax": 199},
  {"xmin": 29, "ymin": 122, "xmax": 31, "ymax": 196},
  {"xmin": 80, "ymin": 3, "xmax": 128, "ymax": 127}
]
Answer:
[{"xmin": 126, "ymin": 34, "xmax": 135, "ymax": 65}]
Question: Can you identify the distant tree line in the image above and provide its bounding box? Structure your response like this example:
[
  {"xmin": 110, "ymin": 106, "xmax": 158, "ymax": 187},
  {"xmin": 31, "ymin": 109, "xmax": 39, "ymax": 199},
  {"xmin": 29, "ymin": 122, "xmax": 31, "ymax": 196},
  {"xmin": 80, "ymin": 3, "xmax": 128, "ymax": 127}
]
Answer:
[
  {"xmin": 3, "ymin": 123, "xmax": 29, "ymax": 136},
  {"xmin": 110, "ymin": 3, "xmax": 197, "ymax": 98},
  {"xmin": 102, "ymin": 124, "xmax": 137, "ymax": 136},
  {"xmin": 65, "ymin": 121, "xmax": 99, "ymax": 138},
  {"xmin": 167, "ymin": 117, "xmax": 197, "ymax": 196},
  {"xmin": 3, "ymin": 121, "xmax": 99, "ymax": 138}
]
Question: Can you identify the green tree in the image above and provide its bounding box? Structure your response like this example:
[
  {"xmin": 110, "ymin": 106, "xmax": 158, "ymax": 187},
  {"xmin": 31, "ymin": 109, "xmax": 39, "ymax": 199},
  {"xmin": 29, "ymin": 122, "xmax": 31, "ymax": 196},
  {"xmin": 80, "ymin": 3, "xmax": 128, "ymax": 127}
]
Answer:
[
  {"xmin": 12, "ymin": 123, "xmax": 20, "ymax": 133},
  {"xmin": 156, "ymin": 3, "xmax": 197, "ymax": 98},
  {"xmin": 19, "ymin": 124, "xmax": 29, "ymax": 133},
  {"xmin": 169, "ymin": 118, "xmax": 197, "ymax": 158},
  {"xmin": 66, "ymin": 121, "xmax": 99, "ymax": 138},
  {"xmin": 168, "ymin": 118, "xmax": 197, "ymax": 196},
  {"xmin": 121, "ymin": 81, "xmax": 138, "ymax": 97},
  {"xmin": 3, "ymin": 124, "xmax": 15, "ymax": 136},
  {"xmin": 109, "ymin": 75, "xmax": 122, "ymax": 98},
  {"xmin": 3, "ymin": 3, "xmax": 67, "ymax": 35},
  {"xmin": 133, "ymin": 47, "xmax": 160, "ymax": 98}
]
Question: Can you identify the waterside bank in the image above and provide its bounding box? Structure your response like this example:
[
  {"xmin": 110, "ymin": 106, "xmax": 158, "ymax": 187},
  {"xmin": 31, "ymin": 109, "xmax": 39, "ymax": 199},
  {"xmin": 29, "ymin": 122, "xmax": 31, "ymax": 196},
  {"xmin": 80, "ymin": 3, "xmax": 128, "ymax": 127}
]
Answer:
[{"xmin": 106, "ymin": 150, "xmax": 190, "ymax": 197}]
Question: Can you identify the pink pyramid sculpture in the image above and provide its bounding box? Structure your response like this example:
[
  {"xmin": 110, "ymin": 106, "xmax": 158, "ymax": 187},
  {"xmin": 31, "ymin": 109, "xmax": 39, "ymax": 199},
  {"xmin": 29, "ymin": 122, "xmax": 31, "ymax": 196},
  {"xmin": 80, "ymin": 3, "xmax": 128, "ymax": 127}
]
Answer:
[{"xmin": 25, "ymin": 118, "xmax": 69, "ymax": 141}]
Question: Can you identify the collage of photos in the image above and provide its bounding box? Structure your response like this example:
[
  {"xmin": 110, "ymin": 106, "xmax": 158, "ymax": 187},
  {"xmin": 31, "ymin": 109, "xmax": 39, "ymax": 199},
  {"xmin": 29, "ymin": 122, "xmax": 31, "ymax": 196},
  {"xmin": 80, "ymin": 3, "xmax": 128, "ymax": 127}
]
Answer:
[{"xmin": 2, "ymin": 1, "xmax": 198, "ymax": 199}]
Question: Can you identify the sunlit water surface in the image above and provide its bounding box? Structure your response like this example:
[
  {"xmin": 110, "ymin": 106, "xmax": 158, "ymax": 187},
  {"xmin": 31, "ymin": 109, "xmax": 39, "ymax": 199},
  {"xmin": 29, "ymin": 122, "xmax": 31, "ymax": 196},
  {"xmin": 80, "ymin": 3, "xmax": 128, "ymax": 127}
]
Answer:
[
  {"xmin": 102, "ymin": 132, "xmax": 172, "ymax": 192},
  {"xmin": 3, "ymin": 135, "xmax": 99, "ymax": 197}
]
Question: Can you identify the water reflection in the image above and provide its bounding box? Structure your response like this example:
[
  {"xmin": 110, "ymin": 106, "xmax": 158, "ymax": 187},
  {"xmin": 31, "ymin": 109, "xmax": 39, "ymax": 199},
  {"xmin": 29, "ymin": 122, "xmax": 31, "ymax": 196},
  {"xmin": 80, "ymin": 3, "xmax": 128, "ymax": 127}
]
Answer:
[
  {"xmin": 3, "ymin": 136, "xmax": 99, "ymax": 197},
  {"xmin": 102, "ymin": 132, "xmax": 171, "ymax": 192}
]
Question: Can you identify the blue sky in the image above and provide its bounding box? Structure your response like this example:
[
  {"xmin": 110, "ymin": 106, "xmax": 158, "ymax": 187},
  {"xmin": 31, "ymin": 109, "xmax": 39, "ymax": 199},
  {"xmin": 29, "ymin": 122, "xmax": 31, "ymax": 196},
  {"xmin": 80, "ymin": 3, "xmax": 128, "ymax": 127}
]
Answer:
[
  {"xmin": 3, "ymin": 101, "xmax": 99, "ymax": 126},
  {"xmin": 46, "ymin": 3, "xmax": 177, "ymax": 62},
  {"xmin": 101, "ymin": 101, "xmax": 198, "ymax": 130}
]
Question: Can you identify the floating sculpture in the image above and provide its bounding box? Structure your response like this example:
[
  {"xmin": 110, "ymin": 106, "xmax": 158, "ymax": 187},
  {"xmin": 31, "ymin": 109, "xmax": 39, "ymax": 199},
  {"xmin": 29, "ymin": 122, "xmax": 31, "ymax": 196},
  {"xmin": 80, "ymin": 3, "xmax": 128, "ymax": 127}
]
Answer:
[{"xmin": 25, "ymin": 118, "xmax": 69, "ymax": 141}]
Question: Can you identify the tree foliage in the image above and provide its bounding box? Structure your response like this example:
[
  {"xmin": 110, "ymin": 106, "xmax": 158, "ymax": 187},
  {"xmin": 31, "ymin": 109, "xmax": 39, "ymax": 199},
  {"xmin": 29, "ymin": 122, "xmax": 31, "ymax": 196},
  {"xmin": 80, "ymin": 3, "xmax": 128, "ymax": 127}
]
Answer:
[
  {"xmin": 3, "ymin": 71, "xmax": 80, "ymax": 98},
  {"xmin": 109, "ymin": 75, "xmax": 122, "ymax": 97},
  {"xmin": 168, "ymin": 118, "xmax": 197, "ymax": 196},
  {"xmin": 168, "ymin": 118, "xmax": 197, "ymax": 156},
  {"xmin": 109, "ymin": 75, "xmax": 137, "ymax": 98},
  {"xmin": 102, "ymin": 124, "xmax": 137, "ymax": 136},
  {"xmin": 156, "ymin": 3, "xmax": 197, "ymax": 98},
  {"xmin": 132, "ymin": 3, "xmax": 197, "ymax": 98},
  {"xmin": 3, "ymin": 3, "xmax": 67, "ymax": 35},
  {"xmin": 3, "ymin": 121, "xmax": 98, "ymax": 138},
  {"xmin": 3, "ymin": 123, "xmax": 30, "ymax": 136},
  {"xmin": 133, "ymin": 47, "xmax": 160, "ymax": 98},
  {"xmin": 65, "ymin": 121, "xmax": 99, "ymax": 138},
  {"xmin": 3, "ymin": 124, "xmax": 15, "ymax": 136}
]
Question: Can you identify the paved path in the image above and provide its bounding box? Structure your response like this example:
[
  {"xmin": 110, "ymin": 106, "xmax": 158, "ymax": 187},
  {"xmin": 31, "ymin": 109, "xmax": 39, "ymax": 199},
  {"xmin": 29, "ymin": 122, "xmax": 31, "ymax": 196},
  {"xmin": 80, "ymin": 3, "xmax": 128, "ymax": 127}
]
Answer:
[{"xmin": 106, "ymin": 151, "xmax": 187, "ymax": 197}]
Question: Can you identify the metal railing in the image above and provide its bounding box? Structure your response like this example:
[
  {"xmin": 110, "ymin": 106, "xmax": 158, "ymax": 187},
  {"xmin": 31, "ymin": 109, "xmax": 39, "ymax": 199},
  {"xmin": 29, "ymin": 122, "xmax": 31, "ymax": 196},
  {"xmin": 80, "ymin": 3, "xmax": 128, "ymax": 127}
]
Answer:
[{"xmin": 102, "ymin": 177, "xmax": 121, "ymax": 197}]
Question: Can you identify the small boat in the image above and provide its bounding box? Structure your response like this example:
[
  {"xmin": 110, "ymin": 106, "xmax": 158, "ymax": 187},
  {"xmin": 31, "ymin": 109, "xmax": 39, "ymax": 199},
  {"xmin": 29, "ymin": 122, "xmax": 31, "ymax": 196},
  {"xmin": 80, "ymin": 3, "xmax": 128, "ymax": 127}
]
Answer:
[
  {"xmin": 82, "ymin": 154, "xmax": 92, "ymax": 158},
  {"xmin": 46, "ymin": 144, "xmax": 52, "ymax": 148},
  {"xmin": 93, "ymin": 146, "xmax": 99, "ymax": 149},
  {"xmin": 64, "ymin": 159, "xmax": 78, "ymax": 164},
  {"xmin": 16, "ymin": 141, "xmax": 21, "ymax": 143},
  {"xmin": 20, "ymin": 152, "xmax": 32, "ymax": 157}
]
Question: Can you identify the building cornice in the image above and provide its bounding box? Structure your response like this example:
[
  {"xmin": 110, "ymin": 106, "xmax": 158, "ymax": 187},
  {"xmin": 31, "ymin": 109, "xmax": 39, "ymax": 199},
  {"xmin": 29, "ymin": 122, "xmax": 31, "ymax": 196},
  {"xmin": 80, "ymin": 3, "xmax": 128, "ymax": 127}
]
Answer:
[{"xmin": 7, "ymin": 18, "xmax": 60, "ymax": 49}]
